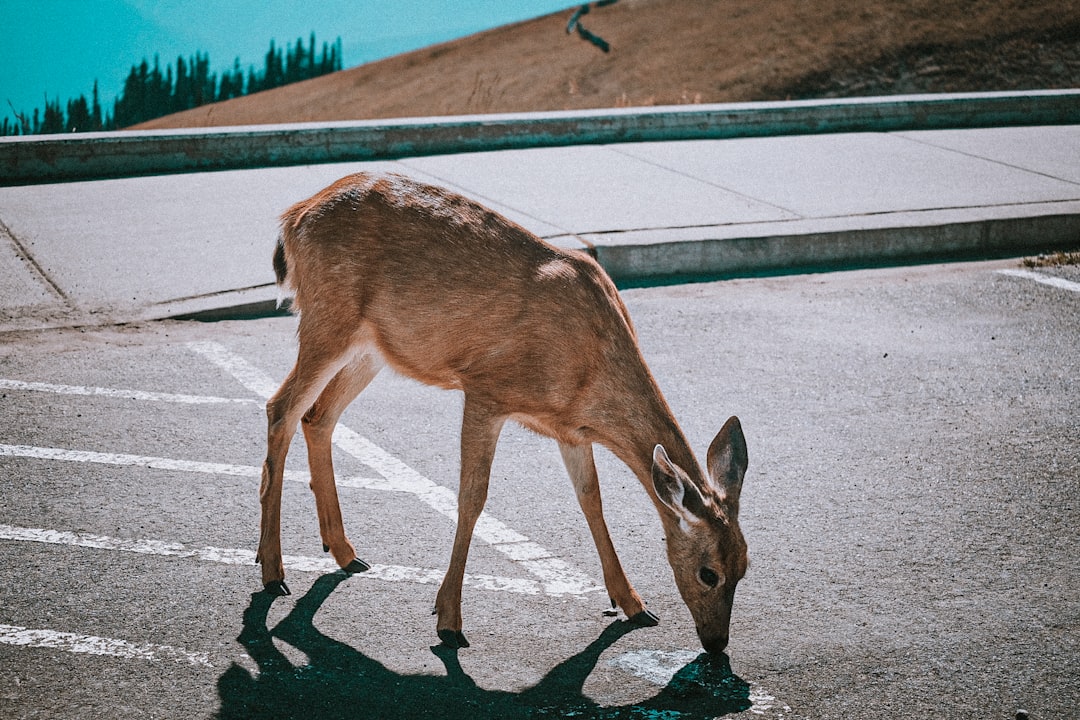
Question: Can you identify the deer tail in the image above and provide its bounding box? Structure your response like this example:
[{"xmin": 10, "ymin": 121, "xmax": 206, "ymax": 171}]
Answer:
[
  {"xmin": 274, "ymin": 201, "xmax": 307, "ymax": 310},
  {"xmin": 272, "ymin": 231, "xmax": 292, "ymax": 309},
  {"xmin": 273, "ymin": 233, "xmax": 288, "ymax": 286}
]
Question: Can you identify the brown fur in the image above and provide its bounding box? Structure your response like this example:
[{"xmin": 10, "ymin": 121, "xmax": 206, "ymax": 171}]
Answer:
[{"xmin": 259, "ymin": 171, "xmax": 749, "ymax": 652}]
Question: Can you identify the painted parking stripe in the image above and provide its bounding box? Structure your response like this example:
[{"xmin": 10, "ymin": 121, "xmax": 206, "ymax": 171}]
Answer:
[
  {"xmin": 610, "ymin": 650, "xmax": 791, "ymax": 717},
  {"xmin": 0, "ymin": 442, "xmax": 598, "ymax": 595},
  {"xmin": 0, "ymin": 443, "xmax": 314, "ymax": 485},
  {"xmin": 0, "ymin": 443, "xmax": 385, "ymax": 489},
  {"xmin": 996, "ymin": 268, "xmax": 1080, "ymax": 293},
  {"xmin": 187, "ymin": 341, "xmax": 604, "ymax": 597},
  {"xmin": 0, "ymin": 523, "xmax": 542, "ymax": 596},
  {"xmin": 0, "ymin": 623, "xmax": 212, "ymax": 667},
  {"xmin": 0, "ymin": 377, "xmax": 255, "ymax": 405},
  {"xmin": 329, "ymin": 423, "xmax": 601, "ymax": 596},
  {"xmin": 186, "ymin": 340, "xmax": 280, "ymax": 398}
]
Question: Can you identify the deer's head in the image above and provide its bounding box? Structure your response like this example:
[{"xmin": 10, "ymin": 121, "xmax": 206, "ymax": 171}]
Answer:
[{"xmin": 652, "ymin": 416, "xmax": 748, "ymax": 654}]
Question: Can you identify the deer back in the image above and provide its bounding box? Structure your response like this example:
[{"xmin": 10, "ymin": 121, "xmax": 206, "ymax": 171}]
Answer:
[{"xmin": 277, "ymin": 172, "xmax": 675, "ymax": 451}]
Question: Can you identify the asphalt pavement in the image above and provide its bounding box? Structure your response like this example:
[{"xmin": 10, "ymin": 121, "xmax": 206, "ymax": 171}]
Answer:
[
  {"xmin": 0, "ymin": 113, "xmax": 1078, "ymax": 719},
  {"xmin": 1, "ymin": 123, "xmax": 1078, "ymax": 330},
  {"xmin": 0, "ymin": 259, "xmax": 1077, "ymax": 719}
]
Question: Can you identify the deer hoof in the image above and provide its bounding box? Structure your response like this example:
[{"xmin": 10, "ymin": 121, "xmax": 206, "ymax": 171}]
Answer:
[
  {"xmin": 264, "ymin": 580, "xmax": 291, "ymax": 597},
  {"xmin": 323, "ymin": 544, "xmax": 330, "ymax": 553},
  {"xmin": 437, "ymin": 628, "xmax": 470, "ymax": 649},
  {"xmin": 344, "ymin": 558, "xmax": 371, "ymax": 574},
  {"xmin": 627, "ymin": 609, "xmax": 660, "ymax": 627}
]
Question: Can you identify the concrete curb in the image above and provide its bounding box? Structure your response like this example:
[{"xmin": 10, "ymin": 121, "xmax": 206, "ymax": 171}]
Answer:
[
  {"xmin": 3, "ymin": 90, "xmax": 1079, "ymax": 186},
  {"xmin": 591, "ymin": 204, "xmax": 1080, "ymax": 285},
  {"xmin": 160, "ymin": 204, "xmax": 1080, "ymax": 322}
]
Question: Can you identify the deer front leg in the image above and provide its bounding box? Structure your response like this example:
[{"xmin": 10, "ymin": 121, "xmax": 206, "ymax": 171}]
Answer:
[
  {"xmin": 301, "ymin": 353, "xmax": 383, "ymax": 572},
  {"xmin": 559, "ymin": 442, "xmax": 658, "ymax": 627},
  {"xmin": 434, "ymin": 397, "xmax": 506, "ymax": 649}
]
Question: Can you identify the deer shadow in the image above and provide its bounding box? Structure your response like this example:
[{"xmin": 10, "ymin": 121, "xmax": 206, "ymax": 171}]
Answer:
[{"xmin": 216, "ymin": 573, "xmax": 752, "ymax": 719}]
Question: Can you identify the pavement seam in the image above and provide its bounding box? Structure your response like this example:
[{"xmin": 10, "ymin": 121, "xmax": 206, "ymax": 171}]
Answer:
[
  {"xmin": 148, "ymin": 282, "xmax": 278, "ymax": 306},
  {"xmin": 0, "ymin": 215, "xmax": 70, "ymax": 305},
  {"xmin": 397, "ymin": 160, "xmax": 579, "ymax": 239},
  {"xmin": 893, "ymin": 131, "xmax": 1080, "ymax": 188},
  {"xmin": 605, "ymin": 143, "xmax": 806, "ymax": 219}
]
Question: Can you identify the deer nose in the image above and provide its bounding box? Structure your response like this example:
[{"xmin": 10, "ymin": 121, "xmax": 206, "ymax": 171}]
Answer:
[{"xmin": 699, "ymin": 631, "xmax": 728, "ymax": 654}]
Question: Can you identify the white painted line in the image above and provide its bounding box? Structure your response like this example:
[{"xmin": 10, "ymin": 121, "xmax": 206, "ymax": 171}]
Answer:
[
  {"xmin": 0, "ymin": 442, "xmax": 388, "ymax": 490},
  {"xmin": 0, "ymin": 623, "xmax": 212, "ymax": 667},
  {"xmin": 330, "ymin": 424, "xmax": 601, "ymax": 596},
  {"xmin": 0, "ymin": 443, "xmax": 598, "ymax": 592},
  {"xmin": 0, "ymin": 523, "xmax": 542, "ymax": 596},
  {"xmin": 610, "ymin": 650, "xmax": 791, "ymax": 717},
  {"xmin": 0, "ymin": 377, "xmax": 256, "ymax": 405},
  {"xmin": 188, "ymin": 342, "xmax": 604, "ymax": 597},
  {"xmin": 1, "ymin": 441, "xmax": 597, "ymax": 595},
  {"xmin": 609, "ymin": 648, "xmax": 698, "ymax": 685},
  {"xmin": 996, "ymin": 268, "xmax": 1080, "ymax": 293},
  {"xmin": 746, "ymin": 685, "xmax": 793, "ymax": 717},
  {"xmin": 0, "ymin": 443, "xmax": 306, "ymax": 485},
  {"xmin": 186, "ymin": 340, "xmax": 281, "ymax": 398}
]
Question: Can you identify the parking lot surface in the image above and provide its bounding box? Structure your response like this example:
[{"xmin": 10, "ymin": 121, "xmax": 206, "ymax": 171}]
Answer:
[{"xmin": 0, "ymin": 259, "xmax": 1076, "ymax": 718}]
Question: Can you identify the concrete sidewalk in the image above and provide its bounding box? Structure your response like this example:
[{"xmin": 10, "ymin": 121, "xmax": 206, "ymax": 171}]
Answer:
[{"xmin": 1, "ymin": 123, "xmax": 1078, "ymax": 330}]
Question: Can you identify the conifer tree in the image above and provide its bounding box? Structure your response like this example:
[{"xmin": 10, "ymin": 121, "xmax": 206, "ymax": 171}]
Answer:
[
  {"xmin": 91, "ymin": 81, "xmax": 103, "ymax": 130},
  {"xmin": 66, "ymin": 95, "xmax": 92, "ymax": 132},
  {"xmin": 3, "ymin": 32, "xmax": 345, "ymax": 134},
  {"xmin": 41, "ymin": 98, "xmax": 64, "ymax": 134}
]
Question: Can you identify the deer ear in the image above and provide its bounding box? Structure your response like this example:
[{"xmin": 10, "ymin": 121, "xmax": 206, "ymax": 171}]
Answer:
[
  {"xmin": 707, "ymin": 416, "xmax": 748, "ymax": 514},
  {"xmin": 652, "ymin": 444, "xmax": 705, "ymax": 526}
]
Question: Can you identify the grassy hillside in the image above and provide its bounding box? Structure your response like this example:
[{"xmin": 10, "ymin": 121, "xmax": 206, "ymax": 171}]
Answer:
[{"xmin": 135, "ymin": 0, "xmax": 1080, "ymax": 129}]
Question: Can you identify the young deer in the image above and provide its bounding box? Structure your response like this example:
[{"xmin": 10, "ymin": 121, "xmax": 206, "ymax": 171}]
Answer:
[{"xmin": 261, "ymin": 171, "xmax": 749, "ymax": 654}]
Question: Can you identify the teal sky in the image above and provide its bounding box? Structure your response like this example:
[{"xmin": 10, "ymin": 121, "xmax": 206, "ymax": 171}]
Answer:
[{"xmin": 1, "ymin": 0, "xmax": 580, "ymax": 121}]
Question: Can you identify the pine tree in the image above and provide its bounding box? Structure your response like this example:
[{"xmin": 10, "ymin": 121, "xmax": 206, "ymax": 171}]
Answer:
[
  {"xmin": 247, "ymin": 65, "xmax": 260, "ymax": 95},
  {"xmin": 217, "ymin": 57, "xmax": 245, "ymax": 100},
  {"xmin": 264, "ymin": 40, "xmax": 281, "ymax": 90},
  {"xmin": 136, "ymin": 59, "xmax": 149, "ymax": 122},
  {"xmin": 149, "ymin": 55, "xmax": 166, "ymax": 120},
  {"xmin": 91, "ymin": 81, "xmax": 103, "ymax": 131},
  {"xmin": 66, "ymin": 95, "xmax": 92, "ymax": 132},
  {"xmin": 41, "ymin": 97, "xmax": 64, "ymax": 134},
  {"xmin": 7, "ymin": 32, "xmax": 347, "ymax": 133},
  {"xmin": 174, "ymin": 55, "xmax": 190, "ymax": 113}
]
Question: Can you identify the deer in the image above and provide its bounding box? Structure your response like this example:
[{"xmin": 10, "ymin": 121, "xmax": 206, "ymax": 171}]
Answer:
[{"xmin": 259, "ymin": 171, "xmax": 749, "ymax": 654}]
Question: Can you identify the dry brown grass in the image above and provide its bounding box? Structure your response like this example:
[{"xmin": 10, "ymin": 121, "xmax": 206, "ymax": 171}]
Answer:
[
  {"xmin": 134, "ymin": 0, "xmax": 1080, "ymax": 130},
  {"xmin": 1023, "ymin": 251, "xmax": 1080, "ymax": 267}
]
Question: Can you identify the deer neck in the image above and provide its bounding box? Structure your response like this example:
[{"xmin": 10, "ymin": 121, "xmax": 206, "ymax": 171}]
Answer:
[{"xmin": 602, "ymin": 381, "xmax": 704, "ymax": 497}]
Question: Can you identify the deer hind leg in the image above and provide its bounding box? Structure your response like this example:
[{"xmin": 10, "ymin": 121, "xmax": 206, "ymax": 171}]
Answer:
[
  {"xmin": 434, "ymin": 396, "xmax": 506, "ymax": 649},
  {"xmin": 301, "ymin": 351, "xmax": 384, "ymax": 572},
  {"xmin": 259, "ymin": 341, "xmax": 356, "ymax": 596},
  {"xmin": 559, "ymin": 442, "xmax": 658, "ymax": 626}
]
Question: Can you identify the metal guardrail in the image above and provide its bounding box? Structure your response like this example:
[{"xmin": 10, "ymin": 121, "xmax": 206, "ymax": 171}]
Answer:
[{"xmin": 2, "ymin": 90, "xmax": 1079, "ymax": 186}]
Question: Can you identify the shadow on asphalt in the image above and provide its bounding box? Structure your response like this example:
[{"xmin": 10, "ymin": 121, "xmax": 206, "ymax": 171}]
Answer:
[{"xmin": 215, "ymin": 572, "xmax": 752, "ymax": 719}]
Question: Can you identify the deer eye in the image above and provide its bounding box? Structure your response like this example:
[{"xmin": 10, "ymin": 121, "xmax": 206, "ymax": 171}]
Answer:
[{"xmin": 698, "ymin": 567, "xmax": 720, "ymax": 588}]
